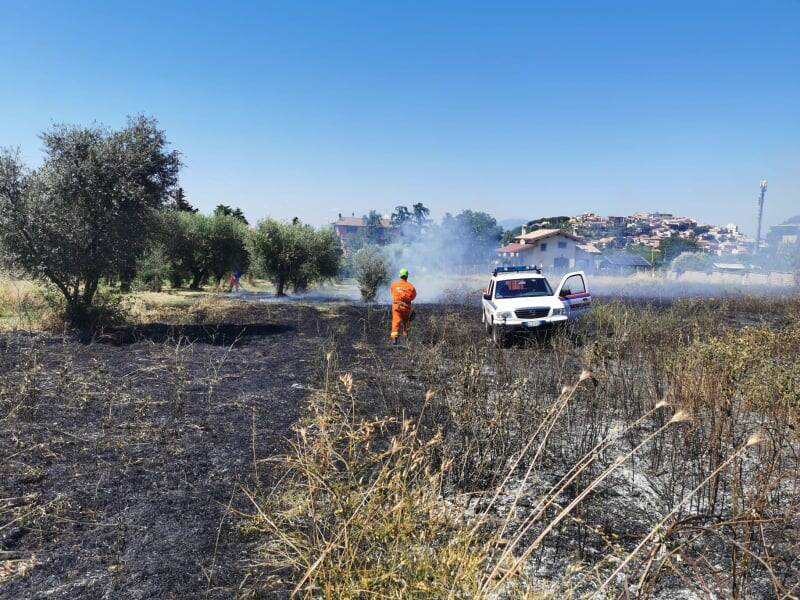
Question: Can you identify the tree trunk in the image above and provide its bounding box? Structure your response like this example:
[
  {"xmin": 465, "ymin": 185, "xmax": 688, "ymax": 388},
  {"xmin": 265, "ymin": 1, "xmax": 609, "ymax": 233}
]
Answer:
[
  {"xmin": 44, "ymin": 270, "xmax": 74, "ymax": 306},
  {"xmin": 190, "ymin": 270, "xmax": 205, "ymax": 290},
  {"xmin": 82, "ymin": 278, "xmax": 99, "ymax": 305},
  {"xmin": 119, "ymin": 259, "xmax": 136, "ymax": 293},
  {"xmin": 275, "ymin": 277, "xmax": 286, "ymax": 296}
]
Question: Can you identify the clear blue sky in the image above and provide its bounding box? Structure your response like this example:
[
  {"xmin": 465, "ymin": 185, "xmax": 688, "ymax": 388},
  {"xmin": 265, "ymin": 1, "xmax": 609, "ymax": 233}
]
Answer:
[{"xmin": 2, "ymin": 1, "xmax": 798, "ymax": 234}]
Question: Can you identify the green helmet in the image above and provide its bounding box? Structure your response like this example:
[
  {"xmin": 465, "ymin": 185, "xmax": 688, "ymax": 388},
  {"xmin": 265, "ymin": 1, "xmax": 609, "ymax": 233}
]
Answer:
[{"xmin": 399, "ymin": 268, "xmax": 409, "ymax": 278}]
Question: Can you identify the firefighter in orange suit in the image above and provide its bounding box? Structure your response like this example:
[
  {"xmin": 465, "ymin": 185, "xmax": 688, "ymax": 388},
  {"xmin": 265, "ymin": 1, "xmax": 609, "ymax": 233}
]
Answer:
[{"xmin": 390, "ymin": 268, "xmax": 417, "ymax": 344}]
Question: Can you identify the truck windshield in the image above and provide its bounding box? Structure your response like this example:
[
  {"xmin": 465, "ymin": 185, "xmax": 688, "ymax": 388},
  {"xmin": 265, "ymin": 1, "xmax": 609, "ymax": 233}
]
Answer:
[{"xmin": 495, "ymin": 278, "xmax": 553, "ymax": 299}]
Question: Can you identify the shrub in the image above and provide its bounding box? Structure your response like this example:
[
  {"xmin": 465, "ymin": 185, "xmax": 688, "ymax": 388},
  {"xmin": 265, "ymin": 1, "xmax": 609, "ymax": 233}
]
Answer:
[
  {"xmin": 351, "ymin": 245, "xmax": 388, "ymax": 302},
  {"xmin": 670, "ymin": 251, "xmax": 714, "ymax": 274},
  {"xmin": 60, "ymin": 289, "xmax": 130, "ymax": 333},
  {"xmin": 133, "ymin": 245, "xmax": 171, "ymax": 292}
]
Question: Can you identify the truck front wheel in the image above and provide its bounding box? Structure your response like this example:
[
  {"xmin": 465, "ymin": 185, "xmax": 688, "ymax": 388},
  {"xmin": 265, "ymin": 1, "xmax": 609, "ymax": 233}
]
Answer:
[{"xmin": 492, "ymin": 323, "xmax": 508, "ymax": 348}]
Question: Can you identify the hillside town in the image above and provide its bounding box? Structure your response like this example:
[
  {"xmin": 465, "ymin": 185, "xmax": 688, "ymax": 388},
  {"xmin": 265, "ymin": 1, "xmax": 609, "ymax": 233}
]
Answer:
[
  {"xmin": 335, "ymin": 209, "xmax": 800, "ymax": 275},
  {"xmin": 569, "ymin": 212, "xmax": 752, "ymax": 255},
  {"xmin": 507, "ymin": 212, "xmax": 754, "ymax": 254}
]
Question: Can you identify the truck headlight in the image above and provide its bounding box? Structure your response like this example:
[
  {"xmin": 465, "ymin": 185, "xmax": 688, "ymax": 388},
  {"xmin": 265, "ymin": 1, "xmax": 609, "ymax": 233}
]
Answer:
[
  {"xmin": 551, "ymin": 307, "xmax": 566, "ymax": 316},
  {"xmin": 497, "ymin": 311, "xmax": 512, "ymax": 320}
]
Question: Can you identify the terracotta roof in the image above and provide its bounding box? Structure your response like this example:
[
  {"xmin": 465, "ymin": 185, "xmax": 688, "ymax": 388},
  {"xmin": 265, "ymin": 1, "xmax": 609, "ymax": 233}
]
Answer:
[
  {"xmin": 516, "ymin": 228, "xmax": 583, "ymax": 243},
  {"xmin": 334, "ymin": 217, "xmax": 393, "ymax": 228},
  {"xmin": 496, "ymin": 243, "xmax": 528, "ymax": 254}
]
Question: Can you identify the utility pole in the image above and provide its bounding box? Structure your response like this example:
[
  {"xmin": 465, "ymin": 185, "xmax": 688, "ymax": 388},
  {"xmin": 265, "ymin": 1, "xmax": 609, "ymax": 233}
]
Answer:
[
  {"xmin": 755, "ymin": 180, "xmax": 767, "ymax": 254},
  {"xmin": 650, "ymin": 246, "xmax": 655, "ymax": 277}
]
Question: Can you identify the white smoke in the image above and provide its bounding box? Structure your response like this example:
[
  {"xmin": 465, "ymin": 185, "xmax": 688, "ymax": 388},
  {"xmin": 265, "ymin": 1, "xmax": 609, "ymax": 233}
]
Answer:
[{"xmin": 376, "ymin": 219, "xmax": 498, "ymax": 304}]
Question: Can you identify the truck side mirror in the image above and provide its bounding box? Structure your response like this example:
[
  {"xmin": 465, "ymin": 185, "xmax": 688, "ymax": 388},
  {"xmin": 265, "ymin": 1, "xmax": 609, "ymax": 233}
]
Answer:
[
  {"xmin": 560, "ymin": 288, "xmax": 571, "ymax": 297},
  {"xmin": 483, "ymin": 293, "xmax": 491, "ymax": 301}
]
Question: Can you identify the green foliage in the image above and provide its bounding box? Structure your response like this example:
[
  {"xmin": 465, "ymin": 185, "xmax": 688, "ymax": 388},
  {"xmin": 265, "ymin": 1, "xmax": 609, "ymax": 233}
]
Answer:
[
  {"xmin": 352, "ymin": 245, "xmax": 389, "ymax": 302},
  {"xmin": 163, "ymin": 211, "xmax": 250, "ymax": 289},
  {"xmin": 501, "ymin": 229, "xmax": 519, "ymax": 244},
  {"xmin": 133, "ymin": 245, "xmax": 171, "ymax": 292},
  {"xmin": 362, "ymin": 210, "xmax": 389, "ymax": 245},
  {"xmin": 249, "ymin": 218, "xmax": 342, "ymax": 295},
  {"xmin": 440, "ymin": 210, "xmax": 503, "ymax": 263},
  {"xmin": 670, "ymin": 251, "xmax": 714, "ymax": 273},
  {"xmin": 658, "ymin": 236, "xmax": 700, "ymax": 264},
  {"xmin": 0, "ymin": 116, "xmax": 180, "ymax": 324},
  {"xmin": 61, "ymin": 289, "xmax": 130, "ymax": 332},
  {"xmin": 412, "ymin": 202, "xmax": 431, "ymax": 227},
  {"xmin": 381, "ymin": 208, "xmax": 504, "ymax": 274},
  {"xmin": 213, "ymin": 204, "xmax": 249, "ymax": 224},
  {"xmin": 390, "ymin": 205, "xmax": 412, "ymax": 226},
  {"xmin": 171, "ymin": 187, "xmax": 197, "ymax": 213},
  {"xmin": 390, "ymin": 203, "xmax": 431, "ymax": 241},
  {"xmin": 290, "ymin": 227, "xmax": 342, "ymax": 293}
]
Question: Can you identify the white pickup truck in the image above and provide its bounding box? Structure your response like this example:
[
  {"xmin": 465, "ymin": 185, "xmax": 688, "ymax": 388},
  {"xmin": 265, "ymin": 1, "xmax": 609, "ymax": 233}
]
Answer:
[{"xmin": 481, "ymin": 266, "xmax": 592, "ymax": 346}]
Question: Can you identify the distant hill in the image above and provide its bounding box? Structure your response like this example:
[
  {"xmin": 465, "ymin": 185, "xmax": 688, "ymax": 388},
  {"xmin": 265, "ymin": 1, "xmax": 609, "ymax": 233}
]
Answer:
[{"xmin": 498, "ymin": 218, "xmax": 528, "ymax": 231}]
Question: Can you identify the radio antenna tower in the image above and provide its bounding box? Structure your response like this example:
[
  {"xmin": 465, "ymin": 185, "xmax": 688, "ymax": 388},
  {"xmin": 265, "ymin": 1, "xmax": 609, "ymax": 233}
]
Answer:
[{"xmin": 755, "ymin": 180, "xmax": 767, "ymax": 254}]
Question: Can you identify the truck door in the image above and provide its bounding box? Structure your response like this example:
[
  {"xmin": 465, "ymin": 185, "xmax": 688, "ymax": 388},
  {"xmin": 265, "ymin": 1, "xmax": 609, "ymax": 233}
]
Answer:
[
  {"xmin": 554, "ymin": 271, "xmax": 592, "ymax": 317},
  {"xmin": 482, "ymin": 280, "xmax": 495, "ymax": 318}
]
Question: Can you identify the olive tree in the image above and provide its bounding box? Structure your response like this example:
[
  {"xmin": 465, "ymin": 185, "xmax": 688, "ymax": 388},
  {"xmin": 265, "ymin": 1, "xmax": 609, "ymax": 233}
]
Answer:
[
  {"xmin": 352, "ymin": 245, "xmax": 389, "ymax": 302},
  {"xmin": 0, "ymin": 116, "xmax": 180, "ymax": 322},
  {"xmin": 289, "ymin": 227, "xmax": 342, "ymax": 293},
  {"xmin": 163, "ymin": 211, "xmax": 250, "ymax": 289},
  {"xmin": 249, "ymin": 219, "xmax": 341, "ymax": 296}
]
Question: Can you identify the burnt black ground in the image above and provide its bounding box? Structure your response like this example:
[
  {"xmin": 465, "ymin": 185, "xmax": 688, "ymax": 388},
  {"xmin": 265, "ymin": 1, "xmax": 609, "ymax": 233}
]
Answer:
[
  {"xmin": 2, "ymin": 296, "xmax": 796, "ymax": 599},
  {"xmin": 0, "ymin": 302, "xmax": 399, "ymax": 600}
]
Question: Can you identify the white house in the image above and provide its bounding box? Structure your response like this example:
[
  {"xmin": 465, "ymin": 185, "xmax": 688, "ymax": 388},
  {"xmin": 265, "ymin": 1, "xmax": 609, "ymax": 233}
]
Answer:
[{"xmin": 496, "ymin": 228, "xmax": 584, "ymax": 271}]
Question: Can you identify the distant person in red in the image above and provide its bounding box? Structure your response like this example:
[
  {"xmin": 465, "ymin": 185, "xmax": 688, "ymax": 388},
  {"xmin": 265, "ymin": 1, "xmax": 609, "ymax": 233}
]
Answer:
[
  {"xmin": 389, "ymin": 268, "xmax": 416, "ymax": 344},
  {"xmin": 228, "ymin": 273, "xmax": 239, "ymax": 293}
]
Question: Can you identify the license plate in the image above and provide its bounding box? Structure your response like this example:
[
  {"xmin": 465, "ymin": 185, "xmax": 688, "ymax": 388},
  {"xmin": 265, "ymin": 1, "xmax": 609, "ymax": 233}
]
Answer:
[{"xmin": 525, "ymin": 320, "xmax": 542, "ymax": 328}]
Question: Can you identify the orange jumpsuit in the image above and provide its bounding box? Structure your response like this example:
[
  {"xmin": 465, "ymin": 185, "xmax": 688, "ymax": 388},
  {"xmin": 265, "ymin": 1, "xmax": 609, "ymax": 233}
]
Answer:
[{"xmin": 390, "ymin": 278, "xmax": 417, "ymax": 340}]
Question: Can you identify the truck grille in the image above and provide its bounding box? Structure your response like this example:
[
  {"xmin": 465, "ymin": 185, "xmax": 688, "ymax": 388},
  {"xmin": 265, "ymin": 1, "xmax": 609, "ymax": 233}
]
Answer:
[{"xmin": 515, "ymin": 307, "xmax": 550, "ymax": 319}]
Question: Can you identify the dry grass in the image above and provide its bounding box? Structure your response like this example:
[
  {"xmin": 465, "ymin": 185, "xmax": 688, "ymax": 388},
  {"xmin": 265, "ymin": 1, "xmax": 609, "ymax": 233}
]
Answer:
[
  {"xmin": 0, "ymin": 276, "xmax": 51, "ymax": 331},
  {"xmin": 1, "ymin": 283, "xmax": 798, "ymax": 598},
  {"xmin": 243, "ymin": 356, "xmax": 486, "ymax": 597},
  {"xmin": 0, "ymin": 273, "xmax": 271, "ymax": 331},
  {"xmin": 246, "ymin": 295, "xmax": 800, "ymax": 598},
  {"xmin": 0, "ymin": 556, "xmax": 38, "ymax": 584}
]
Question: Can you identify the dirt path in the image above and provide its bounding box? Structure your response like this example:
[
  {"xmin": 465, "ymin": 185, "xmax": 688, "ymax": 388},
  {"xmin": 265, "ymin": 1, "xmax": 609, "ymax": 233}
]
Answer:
[{"xmin": 1, "ymin": 303, "xmax": 391, "ymax": 599}]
